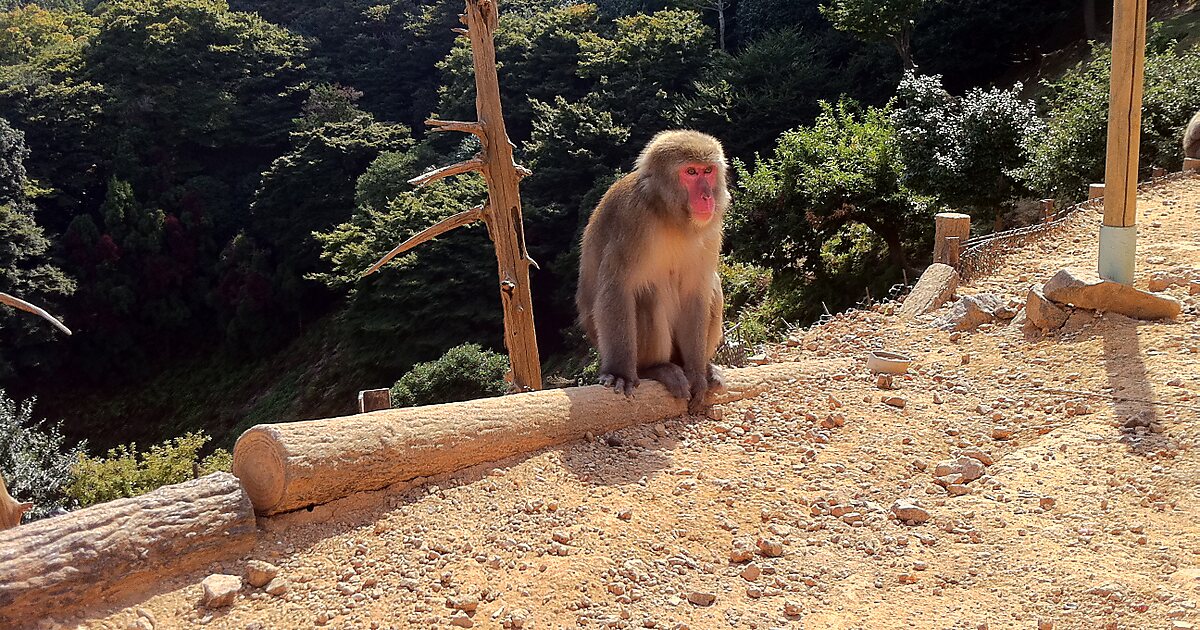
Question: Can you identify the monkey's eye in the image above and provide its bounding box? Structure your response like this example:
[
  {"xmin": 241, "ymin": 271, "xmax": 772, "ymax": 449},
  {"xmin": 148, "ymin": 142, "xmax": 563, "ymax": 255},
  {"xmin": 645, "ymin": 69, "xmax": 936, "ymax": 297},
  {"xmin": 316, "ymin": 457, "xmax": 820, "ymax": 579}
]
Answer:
[
  {"xmin": 686, "ymin": 167, "xmax": 697, "ymax": 176},
  {"xmin": 704, "ymin": 166, "xmax": 714, "ymax": 174}
]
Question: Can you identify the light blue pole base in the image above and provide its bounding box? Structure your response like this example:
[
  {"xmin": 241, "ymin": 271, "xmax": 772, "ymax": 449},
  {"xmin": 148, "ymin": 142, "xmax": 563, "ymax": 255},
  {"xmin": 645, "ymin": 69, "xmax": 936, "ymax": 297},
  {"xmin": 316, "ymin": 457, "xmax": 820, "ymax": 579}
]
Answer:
[{"xmin": 1098, "ymin": 225, "xmax": 1136, "ymax": 285}]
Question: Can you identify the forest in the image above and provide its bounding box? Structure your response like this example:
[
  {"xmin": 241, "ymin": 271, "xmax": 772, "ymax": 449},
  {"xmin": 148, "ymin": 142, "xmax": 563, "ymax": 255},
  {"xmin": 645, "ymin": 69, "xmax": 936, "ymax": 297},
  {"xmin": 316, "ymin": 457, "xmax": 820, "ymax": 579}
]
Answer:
[{"xmin": 1, "ymin": 0, "xmax": 1199, "ymax": 515}]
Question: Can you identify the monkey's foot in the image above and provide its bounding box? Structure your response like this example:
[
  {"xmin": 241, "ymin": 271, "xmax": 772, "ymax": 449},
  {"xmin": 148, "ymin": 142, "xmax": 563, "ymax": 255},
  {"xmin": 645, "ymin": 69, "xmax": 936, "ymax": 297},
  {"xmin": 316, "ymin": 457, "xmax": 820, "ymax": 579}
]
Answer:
[
  {"xmin": 707, "ymin": 364, "xmax": 727, "ymax": 393},
  {"xmin": 640, "ymin": 363, "xmax": 690, "ymax": 400},
  {"xmin": 598, "ymin": 372, "xmax": 638, "ymax": 398}
]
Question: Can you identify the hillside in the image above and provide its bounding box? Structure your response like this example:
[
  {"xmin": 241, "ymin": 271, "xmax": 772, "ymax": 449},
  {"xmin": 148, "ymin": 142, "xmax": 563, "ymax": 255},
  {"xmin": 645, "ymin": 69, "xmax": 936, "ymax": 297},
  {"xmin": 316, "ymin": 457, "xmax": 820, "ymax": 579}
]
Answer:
[{"xmin": 51, "ymin": 174, "xmax": 1200, "ymax": 629}]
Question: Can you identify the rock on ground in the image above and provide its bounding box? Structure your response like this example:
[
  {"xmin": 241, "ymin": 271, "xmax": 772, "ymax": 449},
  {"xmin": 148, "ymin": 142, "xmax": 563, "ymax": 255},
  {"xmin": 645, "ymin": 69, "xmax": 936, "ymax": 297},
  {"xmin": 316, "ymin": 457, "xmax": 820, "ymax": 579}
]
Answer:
[
  {"xmin": 200, "ymin": 574, "xmax": 241, "ymax": 608},
  {"xmin": 1043, "ymin": 269, "xmax": 1180, "ymax": 320}
]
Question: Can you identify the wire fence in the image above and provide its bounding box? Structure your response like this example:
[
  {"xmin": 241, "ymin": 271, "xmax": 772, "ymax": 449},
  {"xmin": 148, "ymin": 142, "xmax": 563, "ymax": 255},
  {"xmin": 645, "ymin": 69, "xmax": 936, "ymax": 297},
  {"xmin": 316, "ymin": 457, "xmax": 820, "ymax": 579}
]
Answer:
[{"xmin": 958, "ymin": 171, "xmax": 1197, "ymax": 283}]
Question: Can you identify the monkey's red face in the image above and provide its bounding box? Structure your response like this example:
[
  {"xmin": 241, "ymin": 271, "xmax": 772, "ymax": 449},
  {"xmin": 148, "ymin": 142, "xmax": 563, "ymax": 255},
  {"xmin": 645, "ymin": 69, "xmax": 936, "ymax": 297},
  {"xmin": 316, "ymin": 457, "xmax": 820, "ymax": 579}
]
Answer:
[{"xmin": 678, "ymin": 162, "xmax": 719, "ymax": 224}]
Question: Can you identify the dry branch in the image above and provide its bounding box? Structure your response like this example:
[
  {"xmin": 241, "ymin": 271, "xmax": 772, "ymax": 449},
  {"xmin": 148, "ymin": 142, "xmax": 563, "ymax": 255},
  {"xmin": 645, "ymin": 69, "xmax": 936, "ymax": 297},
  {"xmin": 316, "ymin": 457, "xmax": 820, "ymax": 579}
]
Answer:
[
  {"xmin": 232, "ymin": 359, "xmax": 849, "ymax": 515},
  {"xmin": 425, "ymin": 119, "xmax": 485, "ymax": 138},
  {"xmin": 363, "ymin": 206, "xmax": 485, "ymax": 276},
  {"xmin": 0, "ymin": 292, "xmax": 71, "ymax": 335},
  {"xmin": 0, "ymin": 473, "xmax": 256, "ymax": 624},
  {"xmin": 408, "ymin": 157, "xmax": 485, "ymax": 188}
]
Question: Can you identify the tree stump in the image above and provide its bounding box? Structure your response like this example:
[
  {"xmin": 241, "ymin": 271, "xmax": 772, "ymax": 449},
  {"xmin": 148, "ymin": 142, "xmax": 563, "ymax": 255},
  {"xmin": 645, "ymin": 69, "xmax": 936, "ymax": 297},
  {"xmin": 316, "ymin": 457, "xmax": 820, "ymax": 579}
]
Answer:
[
  {"xmin": 1185, "ymin": 158, "xmax": 1200, "ymax": 172},
  {"xmin": 933, "ymin": 213, "xmax": 970, "ymax": 267},
  {"xmin": 233, "ymin": 360, "xmax": 850, "ymax": 515},
  {"xmin": 0, "ymin": 473, "xmax": 256, "ymax": 624},
  {"xmin": 1088, "ymin": 183, "xmax": 1105, "ymax": 199}
]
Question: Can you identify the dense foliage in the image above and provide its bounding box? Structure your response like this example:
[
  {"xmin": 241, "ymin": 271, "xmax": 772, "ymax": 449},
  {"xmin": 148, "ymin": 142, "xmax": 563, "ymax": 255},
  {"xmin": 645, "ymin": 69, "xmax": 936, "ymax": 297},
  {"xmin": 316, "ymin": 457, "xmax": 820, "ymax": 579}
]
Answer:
[
  {"xmin": 892, "ymin": 73, "xmax": 1043, "ymax": 226},
  {"xmin": 66, "ymin": 431, "xmax": 230, "ymax": 507}
]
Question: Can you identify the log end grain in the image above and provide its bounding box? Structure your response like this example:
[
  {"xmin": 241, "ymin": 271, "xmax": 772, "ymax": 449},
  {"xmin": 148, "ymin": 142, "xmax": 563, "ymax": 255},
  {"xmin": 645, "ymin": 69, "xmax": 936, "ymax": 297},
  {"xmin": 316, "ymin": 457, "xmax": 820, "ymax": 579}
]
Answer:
[{"xmin": 233, "ymin": 426, "xmax": 289, "ymax": 515}]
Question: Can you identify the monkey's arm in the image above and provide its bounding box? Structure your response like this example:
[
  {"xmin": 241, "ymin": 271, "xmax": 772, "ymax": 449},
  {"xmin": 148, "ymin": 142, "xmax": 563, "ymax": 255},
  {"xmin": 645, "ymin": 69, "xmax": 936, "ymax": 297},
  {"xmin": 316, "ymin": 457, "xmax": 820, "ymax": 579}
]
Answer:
[{"xmin": 592, "ymin": 256, "xmax": 640, "ymax": 397}]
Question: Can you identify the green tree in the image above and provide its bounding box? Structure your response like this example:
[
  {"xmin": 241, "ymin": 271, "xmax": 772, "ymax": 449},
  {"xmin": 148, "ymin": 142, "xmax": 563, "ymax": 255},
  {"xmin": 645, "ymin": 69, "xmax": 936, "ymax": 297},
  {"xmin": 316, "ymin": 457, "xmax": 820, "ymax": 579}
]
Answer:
[
  {"xmin": 0, "ymin": 119, "xmax": 74, "ymax": 378},
  {"xmin": 892, "ymin": 73, "xmax": 1042, "ymax": 226},
  {"xmin": 728, "ymin": 101, "xmax": 932, "ymax": 320},
  {"xmin": 312, "ymin": 173, "xmax": 500, "ymax": 379},
  {"xmin": 1022, "ymin": 36, "xmax": 1200, "ymax": 201},
  {"xmin": 820, "ymin": 0, "xmax": 935, "ymax": 70}
]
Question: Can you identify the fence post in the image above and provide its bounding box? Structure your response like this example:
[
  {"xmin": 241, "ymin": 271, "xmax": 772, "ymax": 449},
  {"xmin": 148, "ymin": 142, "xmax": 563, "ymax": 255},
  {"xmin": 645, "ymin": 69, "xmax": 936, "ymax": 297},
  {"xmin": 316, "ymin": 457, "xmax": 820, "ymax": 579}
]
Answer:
[{"xmin": 933, "ymin": 212, "xmax": 970, "ymax": 268}]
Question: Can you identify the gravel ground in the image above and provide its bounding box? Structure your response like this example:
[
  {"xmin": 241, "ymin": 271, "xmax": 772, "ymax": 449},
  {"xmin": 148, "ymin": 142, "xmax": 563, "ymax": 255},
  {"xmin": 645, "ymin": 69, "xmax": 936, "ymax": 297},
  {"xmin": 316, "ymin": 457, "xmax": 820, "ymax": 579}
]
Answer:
[{"xmin": 56, "ymin": 174, "xmax": 1200, "ymax": 630}]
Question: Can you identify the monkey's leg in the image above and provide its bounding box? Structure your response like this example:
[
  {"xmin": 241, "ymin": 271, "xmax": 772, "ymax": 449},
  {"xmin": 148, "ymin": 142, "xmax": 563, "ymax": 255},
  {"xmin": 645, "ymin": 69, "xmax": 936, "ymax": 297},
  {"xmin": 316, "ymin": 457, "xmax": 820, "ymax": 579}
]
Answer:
[
  {"xmin": 640, "ymin": 363, "xmax": 690, "ymax": 400},
  {"xmin": 594, "ymin": 281, "xmax": 640, "ymax": 397},
  {"xmin": 675, "ymin": 292, "xmax": 718, "ymax": 414}
]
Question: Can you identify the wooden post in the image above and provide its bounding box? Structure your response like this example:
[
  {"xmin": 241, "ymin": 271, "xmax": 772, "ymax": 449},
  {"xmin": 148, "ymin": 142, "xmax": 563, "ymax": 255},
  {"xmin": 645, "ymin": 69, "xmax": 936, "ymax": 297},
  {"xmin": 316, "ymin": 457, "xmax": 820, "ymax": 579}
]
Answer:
[
  {"xmin": 358, "ymin": 389, "xmax": 391, "ymax": 413},
  {"xmin": 362, "ymin": 0, "xmax": 542, "ymax": 392},
  {"xmin": 1098, "ymin": 0, "xmax": 1147, "ymax": 285},
  {"xmin": 944, "ymin": 237, "xmax": 961, "ymax": 269},
  {"xmin": 933, "ymin": 213, "xmax": 970, "ymax": 267},
  {"xmin": 1041, "ymin": 198, "xmax": 1056, "ymax": 223}
]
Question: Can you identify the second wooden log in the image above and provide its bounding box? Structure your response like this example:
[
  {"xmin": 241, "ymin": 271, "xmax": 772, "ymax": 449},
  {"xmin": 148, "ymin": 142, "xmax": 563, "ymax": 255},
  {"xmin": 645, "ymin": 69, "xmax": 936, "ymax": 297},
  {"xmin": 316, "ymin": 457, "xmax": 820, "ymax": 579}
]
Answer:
[
  {"xmin": 0, "ymin": 472, "xmax": 256, "ymax": 625},
  {"xmin": 233, "ymin": 360, "xmax": 848, "ymax": 516}
]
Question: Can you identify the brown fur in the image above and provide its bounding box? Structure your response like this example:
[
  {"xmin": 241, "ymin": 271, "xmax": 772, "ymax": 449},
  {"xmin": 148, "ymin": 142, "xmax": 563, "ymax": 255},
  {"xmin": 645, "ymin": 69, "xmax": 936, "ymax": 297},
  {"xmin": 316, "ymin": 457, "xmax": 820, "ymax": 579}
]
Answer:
[
  {"xmin": 576, "ymin": 130, "xmax": 729, "ymax": 412},
  {"xmin": 1185, "ymin": 110, "xmax": 1200, "ymax": 159}
]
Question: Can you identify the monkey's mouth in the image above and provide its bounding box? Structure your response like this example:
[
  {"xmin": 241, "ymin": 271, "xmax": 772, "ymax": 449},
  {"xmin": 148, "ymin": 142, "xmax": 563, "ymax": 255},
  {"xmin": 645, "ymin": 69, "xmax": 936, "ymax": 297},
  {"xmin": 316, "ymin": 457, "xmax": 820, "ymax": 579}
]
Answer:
[{"xmin": 690, "ymin": 196, "xmax": 716, "ymax": 223}]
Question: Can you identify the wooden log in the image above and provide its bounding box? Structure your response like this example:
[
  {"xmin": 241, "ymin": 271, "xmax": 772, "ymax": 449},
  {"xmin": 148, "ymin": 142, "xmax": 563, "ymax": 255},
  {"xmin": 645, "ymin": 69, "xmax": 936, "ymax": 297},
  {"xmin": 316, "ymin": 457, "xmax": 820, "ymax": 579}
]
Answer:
[
  {"xmin": 944, "ymin": 236, "xmax": 961, "ymax": 269},
  {"xmin": 1088, "ymin": 183, "xmax": 1105, "ymax": 199},
  {"xmin": 233, "ymin": 360, "xmax": 850, "ymax": 515},
  {"xmin": 1185, "ymin": 157, "xmax": 1200, "ymax": 172},
  {"xmin": 0, "ymin": 472, "xmax": 256, "ymax": 624},
  {"xmin": 932, "ymin": 213, "xmax": 970, "ymax": 266},
  {"xmin": 358, "ymin": 388, "xmax": 391, "ymax": 413},
  {"xmin": 0, "ymin": 473, "xmax": 32, "ymax": 530}
]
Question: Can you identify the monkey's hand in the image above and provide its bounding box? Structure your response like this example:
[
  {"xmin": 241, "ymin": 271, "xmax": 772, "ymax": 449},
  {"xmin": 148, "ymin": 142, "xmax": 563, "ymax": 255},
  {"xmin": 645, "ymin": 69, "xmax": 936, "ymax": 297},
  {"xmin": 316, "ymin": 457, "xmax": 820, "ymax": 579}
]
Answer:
[{"xmin": 598, "ymin": 372, "xmax": 639, "ymax": 398}]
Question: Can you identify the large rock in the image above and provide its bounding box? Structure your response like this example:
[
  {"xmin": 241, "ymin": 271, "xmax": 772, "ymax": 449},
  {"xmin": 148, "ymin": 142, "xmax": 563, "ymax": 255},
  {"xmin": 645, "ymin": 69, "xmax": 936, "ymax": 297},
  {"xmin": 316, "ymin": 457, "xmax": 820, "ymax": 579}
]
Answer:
[
  {"xmin": 1043, "ymin": 269, "xmax": 1180, "ymax": 320},
  {"xmin": 936, "ymin": 294, "xmax": 1002, "ymax": 331},
  {"xmin": 900, "ymin": 264, "xmax": 959, "ymax": 318},
  {"xmin": 1025, "ymin": 286, "xmax": 1069, "ymax": 331}
]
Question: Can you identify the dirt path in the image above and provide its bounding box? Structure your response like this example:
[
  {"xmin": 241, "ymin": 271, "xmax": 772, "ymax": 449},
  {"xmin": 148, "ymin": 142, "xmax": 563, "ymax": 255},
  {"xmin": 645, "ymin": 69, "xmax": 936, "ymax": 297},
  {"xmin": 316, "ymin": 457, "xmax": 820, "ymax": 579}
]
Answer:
[{"xmin": 65, "ymin": 175, "xmax": 1200, "ymax": 630}]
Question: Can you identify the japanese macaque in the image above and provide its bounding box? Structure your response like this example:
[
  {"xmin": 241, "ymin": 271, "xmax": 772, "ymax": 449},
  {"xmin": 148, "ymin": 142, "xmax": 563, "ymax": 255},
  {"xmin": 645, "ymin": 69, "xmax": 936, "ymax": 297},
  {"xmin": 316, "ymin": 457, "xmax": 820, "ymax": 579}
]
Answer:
[
  {"xmin": 577, "ymin": 130, "xmax": 729, "ymax": 413},
  {"xmin": 1185, "ymin": 110, "xmax": 1200, "ymax": 159}
]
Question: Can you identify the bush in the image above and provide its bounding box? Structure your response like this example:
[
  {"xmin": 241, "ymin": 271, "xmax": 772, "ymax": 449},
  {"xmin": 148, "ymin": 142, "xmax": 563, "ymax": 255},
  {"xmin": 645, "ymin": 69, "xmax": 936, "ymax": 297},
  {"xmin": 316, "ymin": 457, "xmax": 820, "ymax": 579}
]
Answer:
[
  {"xmin": 390, "ymin": 343, "xmax": 510, "ymax": 407},
  {"xmin": 0, "ymin": 389, "xmax": 82, "ymax": 520},
  {"xmin": 892, "ymin": 73, "xmax": 1042, "ymax": 226},
  {"xmin": 66, "ymin": 432, "xmax": 231, "ymax": 508}
]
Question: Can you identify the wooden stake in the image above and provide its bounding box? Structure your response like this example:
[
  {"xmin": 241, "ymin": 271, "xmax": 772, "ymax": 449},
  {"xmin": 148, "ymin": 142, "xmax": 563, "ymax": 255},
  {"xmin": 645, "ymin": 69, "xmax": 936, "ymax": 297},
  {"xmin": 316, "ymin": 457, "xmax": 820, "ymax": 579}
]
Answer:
[
  {"xmin": 363, "ymin": 0, "xmax": 542, "ymax": 392},
  {"xmin": 1098, "ymin": 0, "xmax": 1147, "ymax": 284}
]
